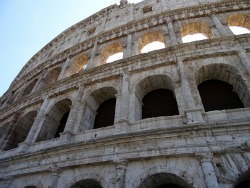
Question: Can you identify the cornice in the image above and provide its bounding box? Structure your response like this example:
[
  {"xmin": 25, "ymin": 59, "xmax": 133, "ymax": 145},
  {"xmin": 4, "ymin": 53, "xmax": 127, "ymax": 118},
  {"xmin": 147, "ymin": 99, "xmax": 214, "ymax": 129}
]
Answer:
[{"xmin": 0, "ymin": 119, "xmax": 249, "ymax": 178}]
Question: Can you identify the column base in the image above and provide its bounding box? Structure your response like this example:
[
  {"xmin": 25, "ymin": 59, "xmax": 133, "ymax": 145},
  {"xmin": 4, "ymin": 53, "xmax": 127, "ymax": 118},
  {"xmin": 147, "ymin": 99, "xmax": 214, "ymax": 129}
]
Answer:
[
  {"xmin": 114, "ymin": 120, "xmax": 129, "ymax": 134},
  {"xmin": 184, "ymin": 108, "xmax": 205, "ymax": 124},
  {"xmin": 60, "ymin": 131, "xmax": 74, "ymax": 143},
  {"xmin": 17, "ymin": 142, "xmax": 32, "ymax": 153}
]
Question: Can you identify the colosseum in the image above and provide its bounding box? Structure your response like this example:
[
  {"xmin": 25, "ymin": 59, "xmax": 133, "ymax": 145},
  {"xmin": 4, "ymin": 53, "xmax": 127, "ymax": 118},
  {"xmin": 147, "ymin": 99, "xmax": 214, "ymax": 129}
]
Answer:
[{"xmin": 0, "ymin": 0, "xmax": 250, "ymax": 187}]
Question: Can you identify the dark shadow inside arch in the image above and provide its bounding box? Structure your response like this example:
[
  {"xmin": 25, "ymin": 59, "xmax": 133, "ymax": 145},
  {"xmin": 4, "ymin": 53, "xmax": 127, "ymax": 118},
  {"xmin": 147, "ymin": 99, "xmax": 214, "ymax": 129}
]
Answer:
[
  {"xmin": 54, "ymin": 111, "xmax": 69, "ymax": 138},
  {"xmin": 3, "ymin": 111, "xmax": 37, "ymax": 151},
  {"xmin": 71, "ymin": 179, "xmax": 102, "ymax": 188},
  {"xmin": 142, "ymin": 89, "xmax": 179, "ymax": 119},
  {"xmin": 139, "ymin": 173, "xmax": 192, "ymax": 188},
  {"xmin": 93, "ymin": 98, "xmax": 116, "ymax": 129},
  {"xmin": 198, "ymin": 80, "xmax": 244, "ymax": 112},
  {"xmin": 24, "ymin": 186, "xmax": 37, "ymax": 188},
  {"xmin": 235, "ymin": 168, "xmax": 250, "ymax": 188}
]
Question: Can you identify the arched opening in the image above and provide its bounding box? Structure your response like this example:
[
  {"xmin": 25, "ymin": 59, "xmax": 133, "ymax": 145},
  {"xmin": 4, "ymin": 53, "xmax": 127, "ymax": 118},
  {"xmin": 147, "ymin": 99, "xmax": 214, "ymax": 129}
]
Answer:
[
  {"xmin": 65, "ymin": 54, "xmax": 88, "ymax": 77},
  {"xmin": 24, "ymin": 186, "xmax": 37, "ymax": 188},
  {"xmin": 142, "ymin": 89, "xmax": 179, "ymax": 119},
  {"xmin": 235, "ymin": 169, "xmax": 250, "ymax": 188},
  {"xmin": 138, "ymin": 173, "xmax": 192, "ymax": 188},
  {"xmin": 198, "ymin": 80, "xmax": 244, "ymax": 112},
  {"xmin": 227, "ymin": 14, "xmax": 250, "ymax": 35},
  {"xmin": 38, "ymin": 67, "xmax": 61, "ymax": 89},
  {"xmin": 138, "ymin": 31, "xmax": 166, "ymax": 53},
  {"xmin": 93, "ymin": 98, "xmax": 116, "ymax": 129},
  {"xmin": 81, "ymin": 87, "xmax": 117, "ymax": 131},
  {"xmin": 100, "ymin": 43, "xmax": 124, "ymax": 64},
  {"xmin": 21, "ymin": 79, "xmax": 38, "ymax": 97},
  {"xmin": 36, "ymin": 99, "xmax": 72, "ymax": 142},
  {"xmin": 196, "ymin": 64, "xmax": 250, "ymax": 111},
  {"xmin": 106, "ymin": 52, "xmax": 123, "ymax": 63},
  {"xmin": 181, "ymin": 22, "xmax": 211, "ymax": 43},
  {"xmin": 3, "ymin": 111, "xmax": 37, "ymax": 151},
  {"xmin": 71, "ymin": 179, "xmax": 102, "ymax": 188},
  {"xmin": 134, "ymin": 75, "xmax": 178, "ymax": 121}
]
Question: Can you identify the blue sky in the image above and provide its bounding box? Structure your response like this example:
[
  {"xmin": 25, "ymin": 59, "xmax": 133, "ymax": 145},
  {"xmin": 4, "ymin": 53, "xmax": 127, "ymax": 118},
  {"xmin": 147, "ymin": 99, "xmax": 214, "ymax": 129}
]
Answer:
[{"xmin": 0, "ymin": 0, "xmax": 132, "ymax": 96}]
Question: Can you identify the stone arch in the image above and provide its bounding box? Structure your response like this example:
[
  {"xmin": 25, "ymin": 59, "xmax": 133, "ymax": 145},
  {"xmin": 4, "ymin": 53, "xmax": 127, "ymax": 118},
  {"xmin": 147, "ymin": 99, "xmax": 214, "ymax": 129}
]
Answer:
[
  {"xmin": 196, "ymin": 63, "xmax": 250, "ymax": 110},
  {"xmin": 137, "ymin": 31, "xmax": 166, "ymax": 53},
  {"xmin": 21, "ymin": 78, "xmax": 38, "ymax": 97},
  {"xmin": 80, "ymin": 86, "xmax": 118, "ymax": 131},
  {"xmin": 38, "ymin": 67, "xmax": 61, "ymax": 89},
  {"xmin": 67, "ymin": 173, "xmax": 107, "ymax": 188},
  {"xmin": 130, "ymin": 166, "xmax": 199, "ymax": 188},
  {"xmin": 3, "ymin": 110, "xmax": 37, "ymax": 151},
  {"xmin": 65, "ymin": 54, "xmax": 88, "ymax": 77},
  {"xmin": 181, "ymin": 22, "xmax": 212, "ymax": 42},
  {"xmin": 138, "ymin": 173, "xmax": 192, "ymax": 188},
  {"xmin": 36, "ymin": 98, "xmax": 72, "ymax": 142},
  {"xmin": 227, "ymin": 14, "xmax": 250, "ymax": 31},
  {"xmin": 133, "ymin": 74, "xmax": 179, "ymax": 120},
  {"xmin": 235, "ymin": 168, "xmax": 250, "ymax": 188},
  {"xmin": 100, "ymin": 43, "xmax": 124, "ymax": 64}
]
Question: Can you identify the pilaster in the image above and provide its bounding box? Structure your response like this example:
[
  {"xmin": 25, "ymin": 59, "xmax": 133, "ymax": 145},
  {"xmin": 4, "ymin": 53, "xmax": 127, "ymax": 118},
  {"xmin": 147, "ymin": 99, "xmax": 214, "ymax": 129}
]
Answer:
[
  {"xmin": 177, "ymin": 58, "xmax": 204, "ymax": 123},
  {"xmin": 166, "ymin": 17, "xmax": 178, "ymax": 46},
  {"xmin": 210, "ymin": 14, "xmax": 233, "ymax": 37},
  {"xmin": 25, "ymin": 97, "xmax": 51, "ymax": 144},
  {"xmin": 58, "ymin": 57, "xmax": 73, "ymax": 80},
  {"xmin": 86, "ymin": 41, "xmax": 98, "ymax": 68},
  {"xmin": 114, "ymin": 159, "xmax": 128, "ymax": 188},
  {"xmin": 196, "ymin": 152, "xmax": 219, "ymax": 188}
]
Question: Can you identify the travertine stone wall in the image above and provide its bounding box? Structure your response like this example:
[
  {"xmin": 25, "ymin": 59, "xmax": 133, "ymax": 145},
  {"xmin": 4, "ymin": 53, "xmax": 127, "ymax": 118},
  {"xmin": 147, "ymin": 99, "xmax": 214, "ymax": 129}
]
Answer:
[{"xmin": 0, "ymin": 0, "xmax": 250, "ymax": 187}]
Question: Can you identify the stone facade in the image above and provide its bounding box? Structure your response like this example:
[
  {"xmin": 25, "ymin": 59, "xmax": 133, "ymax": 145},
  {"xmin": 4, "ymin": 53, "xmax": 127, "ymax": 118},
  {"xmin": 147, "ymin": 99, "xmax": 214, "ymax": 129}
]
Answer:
[{"xmin": 0, "ymin": 0, "xmax": 250, "ymax": 187}]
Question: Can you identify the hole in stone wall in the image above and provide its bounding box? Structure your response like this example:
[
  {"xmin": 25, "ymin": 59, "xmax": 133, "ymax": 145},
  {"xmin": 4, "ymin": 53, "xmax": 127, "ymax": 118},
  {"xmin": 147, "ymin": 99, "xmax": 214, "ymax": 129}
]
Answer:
[
  {"xmin": 198, "ymin": 80, "xmax": 244, "ymax": 112},
  {"xmin": 142, "ymin": 89, "xmax": 179, "ymax": 119},
  {"xmin": 3, "ymin": 111, "xmax": 37, "ymax": 151},
  {"xmin": 141, "ymin": 41, "xmax": 165, "ymax": 53},
  {"xmin": 93, "ymin": 98, "xmax": 116, "ymax": 129},
  {"xmin": 106, "ymin": 52, "xmax": 123, "ymax": 63},
  {"xmin": 101, "ymin": 43, "xmax": 124, "ymax": 64},
  {"xmin": 138, "ymin": 31, "xmax": 165, "ymax": 54},
  {"xmin": 138, "ymin": 173, "xmax": 192, "ymax": 188},
  {"xmin": 70, "ymin": 179, "xmax": 102, "ymax": 188},
  {"xmin": 227, "ymin": 14, "xmax": 250, "ymax": 35},
  {"xmin": 229, "ymin": 26, "xmax": 250, "ymax": 35},
  {"xmin": 182, "ymin": 33, "xmax": 208, "ymax": 43},
  {"xmin": 181, "ymin": 22, "xmax": 211, "ymax": 43}
]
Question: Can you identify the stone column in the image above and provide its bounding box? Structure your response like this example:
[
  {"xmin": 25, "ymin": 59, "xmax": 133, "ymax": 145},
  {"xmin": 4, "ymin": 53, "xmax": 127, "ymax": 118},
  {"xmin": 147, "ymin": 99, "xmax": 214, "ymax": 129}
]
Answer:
[
  {"xmin": 86, "ymin": 41, "xmax": 98, "ymax": 68},
  {"xmin": 237, "ymin": 48, "xmax": 250, "ymax": 75},
  {"xmin": 177, "ymin": 59, "xmax": 204, "ymax": 123},
  {"xmin": 196, "ymin": 153, "xmax": 219, "ymax": 188},
  {"xmin": 58, "ymin": 57, "xmax": 73, "ymax": 80},
  {"xmin": 124, "ymin": 34, "xmax": 132, "ymax": 58},
  {"xmin": 48, "ymin": 165, "xmax": 61, "ymax": 188},
  {"xmin": 25, "ymin": 97, "xmax": 50, "ymax": 144},
  {"xmin": 114, "ymin": 160, "xmax": 128, "ymax": 188},
  {"xmin": 128, "ymin": 90, "xmax": 142, "ymax": 123},
  {"xmin": 115, "ymin": 72, "xmax": 130, "ymax": 123},
  {"xmin": 210, "ymin": 14, "xmax": 232, "ymax": 37},
  {"xmin": 60, "ymin": 86, "xmax": 84, "ymax": 142},
  {"xmin": 166, "ymin": 17, "xmax": 178, "ymax": 46}
]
